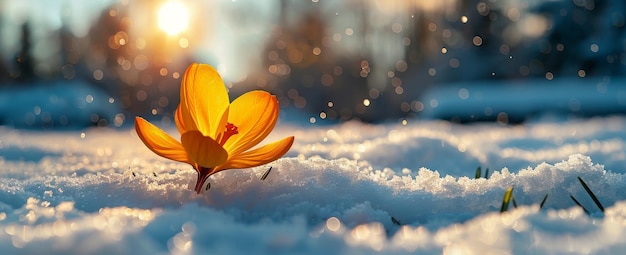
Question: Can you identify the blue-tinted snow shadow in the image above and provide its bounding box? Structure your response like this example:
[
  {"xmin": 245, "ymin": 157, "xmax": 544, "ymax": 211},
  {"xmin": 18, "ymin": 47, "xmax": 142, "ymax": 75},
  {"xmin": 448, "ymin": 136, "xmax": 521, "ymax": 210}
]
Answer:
[
  {"xmin": 0, "ymin": 80, "xmax": 120, "ymax": 129},
  {"xmin": 0, "ymin": 145, "xmax": 62, "ymax": 162},
  {"xmin": 419, "ymin": 77, "xmax": 626, "ymax": 123},
  {"xmin": 361, "ymin": 137, "xmax": 483, "ymax": 177}
]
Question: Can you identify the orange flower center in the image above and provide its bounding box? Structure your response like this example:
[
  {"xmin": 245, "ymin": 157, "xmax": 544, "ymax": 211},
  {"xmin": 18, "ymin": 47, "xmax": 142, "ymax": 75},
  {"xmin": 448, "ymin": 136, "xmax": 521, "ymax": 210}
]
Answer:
[{"xmin": 219, "ymin": 122, "xmax": 238, "ymax": 146}]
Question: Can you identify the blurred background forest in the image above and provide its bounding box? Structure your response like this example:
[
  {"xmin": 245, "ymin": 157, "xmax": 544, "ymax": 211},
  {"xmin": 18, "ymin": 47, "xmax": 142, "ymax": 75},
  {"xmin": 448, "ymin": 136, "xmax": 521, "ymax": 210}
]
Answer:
[{"xmin": 0, "ymin": 0, "xmax": 625, "ymax": 128}]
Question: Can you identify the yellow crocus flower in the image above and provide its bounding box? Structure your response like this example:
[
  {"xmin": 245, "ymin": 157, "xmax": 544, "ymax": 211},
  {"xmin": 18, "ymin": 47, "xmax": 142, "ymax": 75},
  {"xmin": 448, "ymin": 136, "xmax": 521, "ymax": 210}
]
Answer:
[{"xmin": 135, "ymin": 63, "xmax": 294, "ymax": 193}]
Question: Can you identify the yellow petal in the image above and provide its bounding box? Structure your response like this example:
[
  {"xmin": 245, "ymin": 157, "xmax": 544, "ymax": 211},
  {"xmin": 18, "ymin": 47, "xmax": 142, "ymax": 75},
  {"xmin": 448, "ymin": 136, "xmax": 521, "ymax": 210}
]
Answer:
[
  {"xmin": 135, "ymin": 117, "xmax": 191, "ymax": 164},
  {"xmin": 174, "ymin": 106, "xmax": 186, "ymax": 135},
  {"xmin": 214, "ymin": 106, "xmax": 230, "ymax": 140},
  {"xmin": 217, "ymin": 136, "xmax": 294, "ymax": 171},
  {"xmin": 179, "ymin": 63, "xmax": 230, "ymax": 136},
  {"xmin": 178, "ymin": 67, "xmax": 198, "ymax": 132},
  {"xmin": 180, "ymin": 130, "xmax": 228, "ymax": 168},
  {"xmin": 223, "ymin": 91, "xmax": 278, "ymax": 156}
]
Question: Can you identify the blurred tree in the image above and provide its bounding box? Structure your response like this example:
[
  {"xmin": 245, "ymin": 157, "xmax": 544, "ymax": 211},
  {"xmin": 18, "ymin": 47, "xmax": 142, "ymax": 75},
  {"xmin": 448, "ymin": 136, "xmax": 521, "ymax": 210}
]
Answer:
[
  {"xmin": 0, "ymin": 49, "xmax": 6, "ymax": 83},
  {"xmin": 246, "ymin": 1, "xmax": 421, "ymax": 122},
  {"xmin": 85, "ymin": 1, "xmax": 193, "ymax": 122},
  {"xmin": 14, "ymin": 23, "xmax": 35, "ymax": 82}
]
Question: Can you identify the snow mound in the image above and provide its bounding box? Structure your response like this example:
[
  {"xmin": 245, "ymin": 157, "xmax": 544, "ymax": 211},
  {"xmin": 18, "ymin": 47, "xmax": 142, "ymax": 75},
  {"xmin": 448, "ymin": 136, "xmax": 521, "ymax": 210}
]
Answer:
[{"xmin": 1, "ymin": 117, "xmax": 626, "ymax": 253}]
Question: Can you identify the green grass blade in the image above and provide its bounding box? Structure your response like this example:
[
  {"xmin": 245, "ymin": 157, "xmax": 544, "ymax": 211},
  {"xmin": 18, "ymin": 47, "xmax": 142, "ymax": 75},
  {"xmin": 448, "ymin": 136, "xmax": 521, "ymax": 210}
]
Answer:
[
  {"xmin": 260, "ymin": 166, "xmax": 273, "ymax": 180},
  {"xmin": 391, "ymin": 216, "xmax": 401, "ymax": 226},
  {"xmin": 570, "ymin": 194, "xmax": 590, "ymax": 215},
  {"xmin": 512, "ymin": 195, "xmax": 518, "ymax": 208},
  {"xmin": 500, "ymin": 186, "xmax": 514, "ymax": 213},
  {"xmin": 539, "ymin": 194, "xmax": 548, "ymax": 209},
  {"xmin": 475, "ymin": 167, "xmax": 482, "ymax": 179},
  {"xmin": 577, "ymin": 176, "xmax": 605, "ymax": 212},
  {"xmin": 484, "ymin": 168, "xmax": 490, "ymax": 179}
]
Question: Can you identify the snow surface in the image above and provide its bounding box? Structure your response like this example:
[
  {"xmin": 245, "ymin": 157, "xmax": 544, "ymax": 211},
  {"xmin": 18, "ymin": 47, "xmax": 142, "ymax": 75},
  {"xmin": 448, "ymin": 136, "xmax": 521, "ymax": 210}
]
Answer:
[{"xmin": 2, "ymin": 116, "xmax": 626, "ymax": 254}]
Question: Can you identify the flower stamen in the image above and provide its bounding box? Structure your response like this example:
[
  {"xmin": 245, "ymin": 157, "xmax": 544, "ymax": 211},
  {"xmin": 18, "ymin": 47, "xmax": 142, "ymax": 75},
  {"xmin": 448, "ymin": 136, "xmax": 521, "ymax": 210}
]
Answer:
[{"xmin": 219, "ymin": 123, "xmax": 238, "ymax": 146}]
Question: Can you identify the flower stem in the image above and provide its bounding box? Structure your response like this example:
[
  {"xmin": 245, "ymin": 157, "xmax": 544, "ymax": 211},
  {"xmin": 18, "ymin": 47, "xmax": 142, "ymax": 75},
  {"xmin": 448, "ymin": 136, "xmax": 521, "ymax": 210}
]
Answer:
[{"xmin": 195, "ymin": 167, "xmax": 213, "ymax": 193}]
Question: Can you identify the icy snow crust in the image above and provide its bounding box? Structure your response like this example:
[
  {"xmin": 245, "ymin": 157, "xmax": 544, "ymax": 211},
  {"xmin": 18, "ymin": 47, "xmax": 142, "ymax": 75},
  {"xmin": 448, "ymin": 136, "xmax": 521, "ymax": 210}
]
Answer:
[{"xmin": 2, "ymin": 117, "xmax": 626, "ymax": 254}]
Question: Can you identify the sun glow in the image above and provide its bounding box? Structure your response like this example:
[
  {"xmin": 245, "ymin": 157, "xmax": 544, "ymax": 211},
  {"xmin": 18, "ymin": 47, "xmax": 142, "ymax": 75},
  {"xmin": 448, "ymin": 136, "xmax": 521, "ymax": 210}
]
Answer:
[{"xmin": 158, "ymin": 1, "xmax": 189, "ymax": 35}]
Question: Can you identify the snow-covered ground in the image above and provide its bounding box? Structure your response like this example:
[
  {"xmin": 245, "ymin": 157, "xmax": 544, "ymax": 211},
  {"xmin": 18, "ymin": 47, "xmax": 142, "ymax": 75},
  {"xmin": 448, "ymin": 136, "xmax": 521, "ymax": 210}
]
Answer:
[
  {"xmin": 2, "ymin": 114, "xmax": 626, "ymax": 254},
  {"xmin": 3, "ymin": 0, "xmax": 626, "ymax": 252}
]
